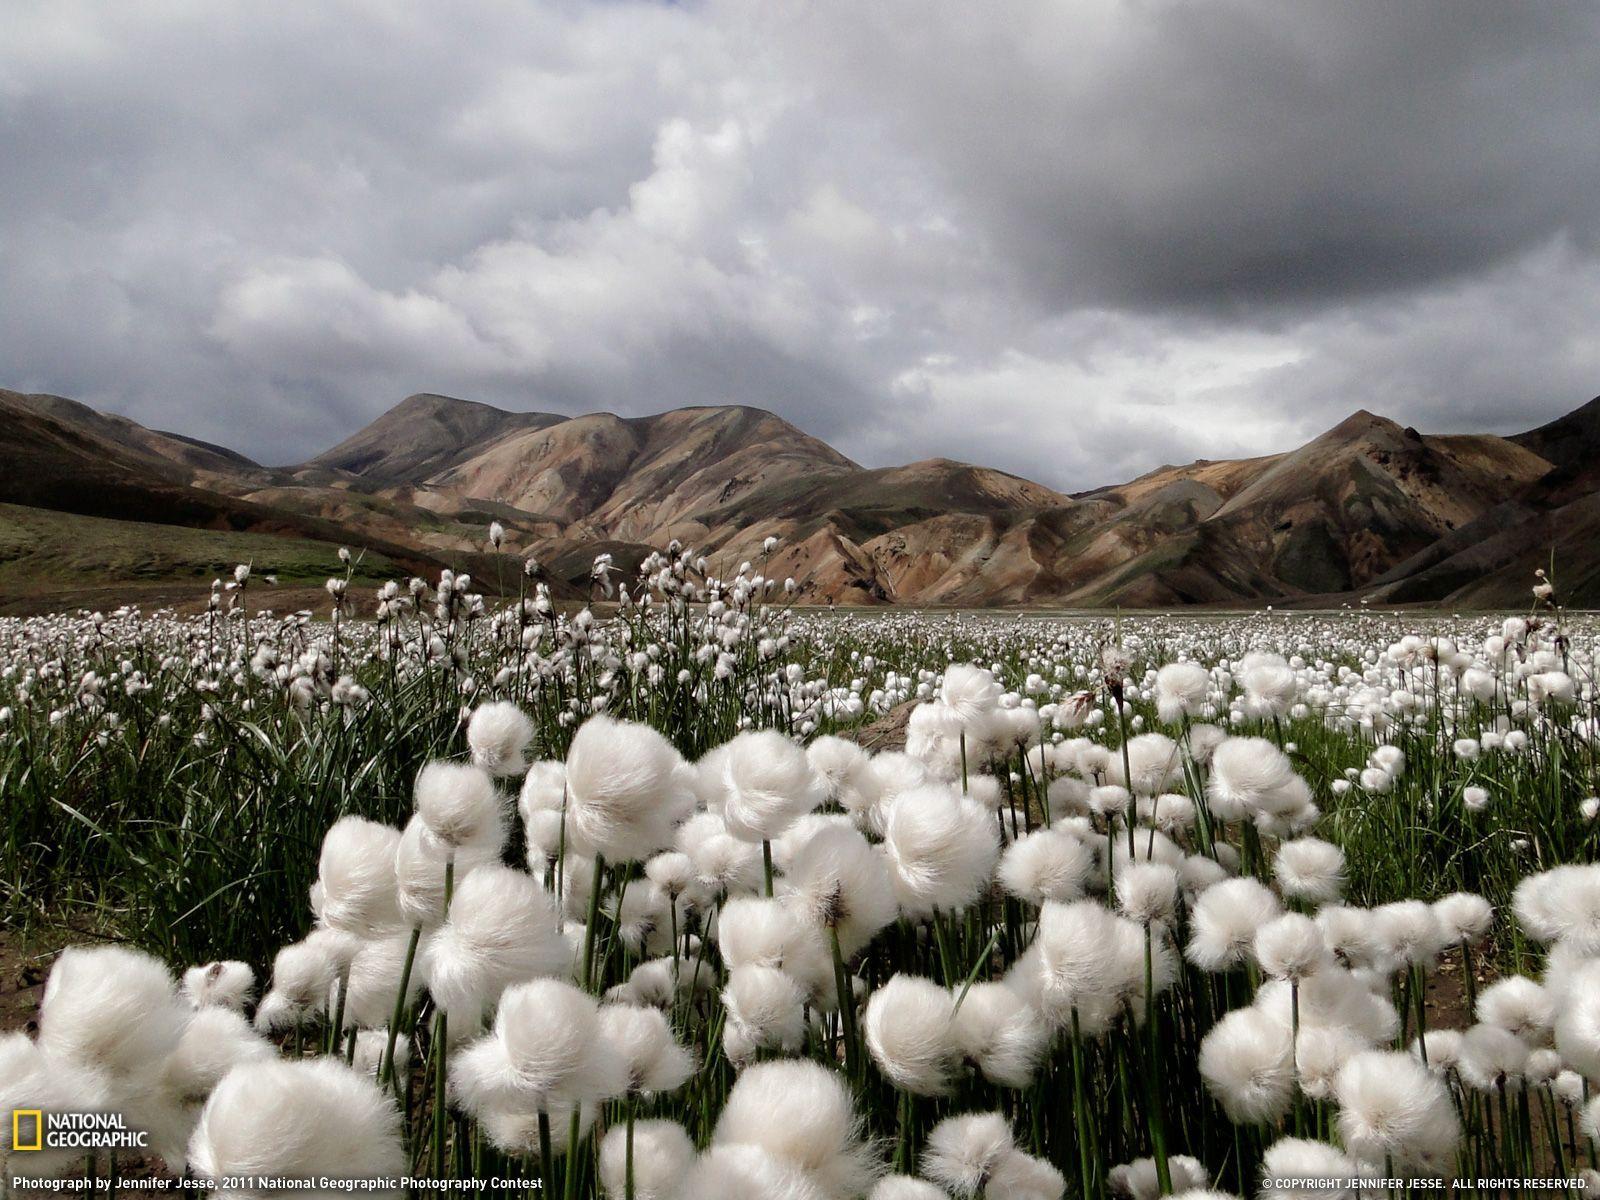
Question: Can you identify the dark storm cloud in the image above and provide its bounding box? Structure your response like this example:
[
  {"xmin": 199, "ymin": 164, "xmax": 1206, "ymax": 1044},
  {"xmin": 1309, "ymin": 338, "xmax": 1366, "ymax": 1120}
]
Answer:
[{"xmin": 2, "ymin": 1, "xmax": 1598, "ymax": 486}]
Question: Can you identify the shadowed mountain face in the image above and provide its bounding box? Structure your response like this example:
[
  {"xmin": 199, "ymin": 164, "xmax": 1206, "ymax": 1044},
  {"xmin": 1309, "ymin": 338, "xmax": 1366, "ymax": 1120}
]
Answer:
[{"xmin": 7, "ymin": 385, "xmax": 1600, "ymax": 608}]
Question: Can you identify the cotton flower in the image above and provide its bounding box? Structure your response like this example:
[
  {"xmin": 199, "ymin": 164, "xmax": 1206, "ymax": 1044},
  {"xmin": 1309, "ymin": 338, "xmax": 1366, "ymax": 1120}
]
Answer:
[
  {"xmin": 1553, "ymin": 960, "xmax": 1600, "ymax": 1079},
  {"xmin": 598, "ymin": 1118, "xmax": 695, "ymax": 1200},
  {"xmin": 986, "ymin": 1149, "xmax": 1066, "ymax": 1200},
  {"xmin": 188, "ymin": 1059, "xmax": 406, "ymax": 1199},
  {"xmin": 720, "ymin": 729, "xmax": 827, "ymax": 843},
  {"xmin": 1116, "ymin": 862, "xmax": 1180, "ymax": 927},
  {"xmin": 1155, "ymin": 661, "xmax": 1210, "ymax": 724},
  {"xmin": 782, "ymin": 823, "xmax": 898, "ymax": 956},
  {"xmin": 1108, "ymin": 1154, "xmax": 1209, "ymax": 1200},
  {"xmin": 881, "ymin": 785, "xmax": 1000, "ymax": 918},
  {"xmin": 394, "ymin": 811, "xmax": 505, "ymax": 930},
  {"xmin": 922, "ymin": 1112, "xmax": 1014, "ymax": 1197},
  {"xmin": 1, "ymin": 1032, "xmax": 111, "ymax": 1177},
  {"xmin": 870, "ymin": 1178, "xmax": 949, "ymax": 1200},
  {"xmin": 998, "ymin": 829, "xmax": 1093, "ymax": 905},
  {"xmin": 315, "ymin": 816, "xmax": 404, "ymax": 938},
  {"xmin": 1112, "ymin": 733, "xmax": 1181, "ymax": 796},
  {"xmin": 413, "ymin": 761, "xmax": 505, "ymax": 850},
  {"xmin": 806, "ymin": 735, "xmax": 883, "ymax": 820},
  {"xmin": 716, "ymin": 896, "xmax": 833, "ymax": 1003},
  {"xmin": 1206, "ymin": 737, "xmax": 1301, "ymax": 820},
  {"xmin": 722, "ymin": 965, "xmax": 808, "ymax": 1062},
  {"xmin": 1334, "ymin": 1050, "xmax": 1461, "ymax": 1172},
  {"xmin": 338, "ymin": 933, "xmax": 426, "ymax": 1031},
  {"xmin": 1315, "ymin": 906, "xmax": 1380, "ymax": 970},
  {"xmin": 713, "ymin": 1059, "xmax": 881, "ymax": 1200},
  {"xmin": 939, "ymin": 664, "xmax": 1003, "ymax": 730},
  {"xmin": 1186, "ymin": 878, "xmax": 1281, "ymax": 972},
  {"xmin": 181, "ymin": 962, "xmax": 256, "ymax": 1012},
  {"xmin": 1240, "ymin": 650, "xmax": 1297, "ymax": 718},
  {"xmin": 421, "ymin": 865, "xmax": 569, "ymax": 1028},
  {"xmin": 863, "ymin": 974, "xmax": 961, "ymax": 1095},
  {"xmin": 1476, "ymin": 976, "xmax": 1554, "ymax": 1041},
  {"xmin": 161, "ymin": 1006, "xmax": 275, "ymax": 1108},
  {"xmin": 1457, "ymin": 1024, "xmax": 1530, "ymax": 1091},
  {"xmin": 467, "ymin": 700, "xmax": 534, "ymax": 777},
  {"xmin": 597, "ymin": 1003, "xmax": 694, "ymax": 1096},
  {"xmin": 38, "ymin": 945, "xmax": 190, "ymax": 1080},
  {"xmin": 1199, "ymin": 1007, "xmax": 1295, "ymax": 1124},
  {"xmin": 1432, "ymin": 892, "xmax": 1493, "ymax": 946},
  {"xmin": 680, "ymin": 1145, "xmax": 829, "ymax": 1200},
  {"xmin": 1514, "ymin": 864, "xmax": 1600, "ymax": 953},
  {"xmin": 567, "ymin": 715, "xmax": 690, "ymax": 862},
  {"xmin": 518, "ymin": 760, "xmax": 569, "ymax": 861},
  {"xmin": 1273, "ymin": 838, "xmax": 1347, "ymax": 906},
  {"xmin": 1255, "ymin": 913, "xmax": 1332, "ymax": 982},
  {"xmin": 950, "ymin": 982, "xmax": 1048, "ymax": 1089},
  {"xmin": 1372, "ymin": 901, "xmax": 1446, "ymax": 970},
  {"xmin": 450, "ymin": 978, "xmax": 626, "ymax": 1116},
  {"xmin": 1259, "ymin": 1138, "xmax": 1364, "ymax": 1200}
]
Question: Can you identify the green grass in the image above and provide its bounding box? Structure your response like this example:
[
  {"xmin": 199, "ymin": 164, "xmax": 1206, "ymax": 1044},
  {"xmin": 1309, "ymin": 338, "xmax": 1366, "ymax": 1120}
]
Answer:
[{"xmin": 0, "ymin": 502, "xmax": 401, "ymax": 589}]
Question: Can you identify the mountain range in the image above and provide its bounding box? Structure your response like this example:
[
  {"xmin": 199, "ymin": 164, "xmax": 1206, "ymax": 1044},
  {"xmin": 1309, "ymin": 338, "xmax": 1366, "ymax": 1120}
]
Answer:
[{"xmin": 3, "ymin": 385, "xmax": 1598, "ymax": 611}]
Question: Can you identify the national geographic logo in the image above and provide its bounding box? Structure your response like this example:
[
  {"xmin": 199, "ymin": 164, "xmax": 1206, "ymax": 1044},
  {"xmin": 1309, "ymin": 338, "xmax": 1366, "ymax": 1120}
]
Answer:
[{"xmin": 10, "ymin": 1111, "xmax": 149, "ymax": 1152}]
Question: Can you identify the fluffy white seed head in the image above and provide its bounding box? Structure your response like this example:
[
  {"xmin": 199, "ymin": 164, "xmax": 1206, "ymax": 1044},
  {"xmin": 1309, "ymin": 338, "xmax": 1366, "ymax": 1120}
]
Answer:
[
  {"xmin": 1335, "ymin": 1050, "xmax": 1461, "ymax": 1172},
  {"xmin": 680, "ymin": 1144, "xmax": 829, "ymax": 1200},
  {"xmin": 863, "ymin": 974, "xmax": 961, "ymax": 1096},
  {"xmin": 1207, "ymin": 737, "xmax": 1300, "ymax": 820},
  {"xmin": 720, "ymin": 729, "xmax": 827, "ymax": 843},
  {"xmin": 422, "ymin": 866, "xmax": 569, "ymax": 1028},
  {"xmin": 722, "ymin": 965, "xmax": 808, "ymax": 1063},
  {"xmin": 1259, "ymin": 1138, "xmax": 1364, "ymax": 1200},
  {"xmin": 1432, "ymin": 892, "xmax": 1493, "ymax": 946},
  {"xmin": 596, "ymin": 1003, "xmax": 694, "ymax": 1096},
  {"xmin": 881, "ymin": 785, "xmax": 1000, "ymax": 919},
  {"xmin": 1199, "ymin": 1006, "xmax": 1294, "ymax": 1124},
  {"xmin": 1273, "ymin": 838, "xmax": 1347, "ymax": 905},
  {"xmin": 712, "ymin": 1059, "xmax": 881, "ymax": 1200},
  {"xmin": 413, "ymin": 761, "xmax": 504, "ymax": 850},
  {"xmin": 921, "ymin": 1112, "xmax": 1014, "ymax": 1197},
  {"xmin": 1255, "ymin": 913, "xmax": 1332, "ymax": 982},
  {"xmin": 566, "ymin": 715, "xmax": 690, "ymax": 862},
  {"xmin": 1155, "ymin": 661, "xmax": 1210, "ymax": 723},
  {"xmin": 598, "ymin": 1118, "xmax": 694, "ymax": 1200},
  {"xmin": 949, "ymin": 981, "xmax": 1048, "ymax": 1089},
  {"xmin": 998, "ymin": 829, "xmax": 1094, "ymax": 906},
  {"xmin": 1553, "ymin": 960, "xmax": 1600, "ymax": 1079},
  {"xmin": 39, "ymin": 946, "xmax": 190, "ymax": 1080},
  {"xmin": 782, "ymin": 824, "xmax": 898, "ymax": 956},
  {"xmin": 181, "ymin": 962, "xmax": 256, "ymax": 1012},
  {"xmin": 315, "ymin": 817, "xmax": 404, "ymax": 938},
  {"xmin": 394, "ymin": 812, "xmax": 505, "ymax": 930},
  {"xmin": 1186, "ymin": 878, "xmax": 1282, "ymax": 972},
  {"xmin": 188, "ymin": 1059, "xmax": 405, "ymax": 1196},
  {"xmin": 467, "ymin": 701, "xmax": 535, "ymax": 777}
]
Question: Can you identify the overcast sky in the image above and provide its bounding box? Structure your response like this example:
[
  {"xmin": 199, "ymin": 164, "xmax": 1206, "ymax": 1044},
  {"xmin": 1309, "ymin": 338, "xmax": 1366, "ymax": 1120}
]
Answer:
[{"xmin": 4, "ymin": 1, "xmax": 1600, "ymax": 488}]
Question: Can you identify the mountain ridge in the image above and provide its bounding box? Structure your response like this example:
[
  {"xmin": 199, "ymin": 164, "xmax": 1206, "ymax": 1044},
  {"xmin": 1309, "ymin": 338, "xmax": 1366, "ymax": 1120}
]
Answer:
[{"xmin": 6, "ymin": 385, "xmax": 1600, "ymax": 609}]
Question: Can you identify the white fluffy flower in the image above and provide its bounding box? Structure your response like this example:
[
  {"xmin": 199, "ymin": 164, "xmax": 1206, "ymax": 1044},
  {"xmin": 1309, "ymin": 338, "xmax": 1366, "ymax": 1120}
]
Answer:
[
  {"xmin": 712, "ymin": 1059, "xmax": 881, "ymax": 1200},
  {"xmin": 467, "ymin": 701, "xmax": 535, "ymax": 777},
  {"xmin": 567, "ymin": 715, "xmax": 691, "ymax": 862},
  {"xmin": 863, "ymin": 974, "xmax": 961, "ymax": 1095},
  {"xmin": 998, "ymin": 829, "xmax": 1094, "ymax": 906},
  {"xmin": 188, "ymin": 1059, "xmax": 406, "ymax": 1198},
  {"xmin": 1334, "ymin": 1050, "xmax": 1461, "ymax": 1172},
  {"xmin": 881, "ymin": 785, "xmax": 1000, "ymax": 919},
  {"xmin": 719, "ymin": 729, "xmax": 828, "ymax": 843}
]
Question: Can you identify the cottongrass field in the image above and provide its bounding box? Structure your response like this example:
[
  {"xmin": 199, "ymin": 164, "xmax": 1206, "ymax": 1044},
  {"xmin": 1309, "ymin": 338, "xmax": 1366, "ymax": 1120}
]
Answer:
[{"xmin": 3, "ymin": 546, "xmax": 1600, "ymax": 1200}]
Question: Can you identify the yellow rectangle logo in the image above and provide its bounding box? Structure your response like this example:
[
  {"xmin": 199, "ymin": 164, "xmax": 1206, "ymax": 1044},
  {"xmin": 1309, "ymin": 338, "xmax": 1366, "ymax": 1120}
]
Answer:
[{"xmin": 12, "ymin": 1109, "xmax": 43, "ymax": 1152}]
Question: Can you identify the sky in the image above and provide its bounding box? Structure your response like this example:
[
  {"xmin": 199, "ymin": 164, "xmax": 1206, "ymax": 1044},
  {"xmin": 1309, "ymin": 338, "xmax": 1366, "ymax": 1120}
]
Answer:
[{"xmin": 3, "ymin": 1, "xmax": 1600, "ymax": 489}]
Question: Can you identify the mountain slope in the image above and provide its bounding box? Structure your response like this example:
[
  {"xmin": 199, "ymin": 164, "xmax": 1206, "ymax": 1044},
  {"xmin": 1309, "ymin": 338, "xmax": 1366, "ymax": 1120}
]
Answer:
[
  {"xmin": 10, "ymin": 383, "xmax": 1600, "ymax": 609},
  {"xmin": 306, "ymin": 392, "xmax": 566, "ymax": 483}
]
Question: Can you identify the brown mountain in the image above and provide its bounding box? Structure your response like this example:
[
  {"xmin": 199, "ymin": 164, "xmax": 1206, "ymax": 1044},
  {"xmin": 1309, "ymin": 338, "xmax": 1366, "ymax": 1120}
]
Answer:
[{"xmin": 8, "ymin": 384, "xmax": 1600, "ymax": 609}]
